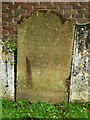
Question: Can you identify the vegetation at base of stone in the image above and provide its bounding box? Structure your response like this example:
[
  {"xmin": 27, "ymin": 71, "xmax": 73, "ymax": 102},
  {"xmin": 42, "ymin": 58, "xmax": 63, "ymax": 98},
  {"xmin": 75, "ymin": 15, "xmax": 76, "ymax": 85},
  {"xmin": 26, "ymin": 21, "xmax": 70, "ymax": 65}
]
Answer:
[
  {"xmin": 2, "ymin": 100, "xmax": 89, "ymax": 119},
  {"xmin": 4, "ymin": 36, "xmax": 17, "ymax": 52}
]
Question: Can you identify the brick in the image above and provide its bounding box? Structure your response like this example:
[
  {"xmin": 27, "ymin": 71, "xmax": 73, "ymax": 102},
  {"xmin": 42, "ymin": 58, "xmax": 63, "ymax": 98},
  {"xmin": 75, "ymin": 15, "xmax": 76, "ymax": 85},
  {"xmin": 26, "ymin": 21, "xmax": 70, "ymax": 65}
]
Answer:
[
  {"xmin": 2, "ymin": 36, "xmax": 9, "ymax": 42},
  {"xmin": 27, "ymin": 9, "xmax": 36, "ymax": 15},
  {"xmin": 2, "ymin": 17, "xmax": 12, "ymax": 22},
  {"xmin": 77, "ymin": 10, "xmax": 89, "ymax": 16},
  {"xmin": 79, "ymin": 2, "xmax": 89, "ymax": 5},
  {"xmin": 71, "ymin": 3, "xmax": 88, "ymax": 11},
  {"xmin": 8, "ymin": 11, "xmax": 14, "ymax": 18},
  {"xmin": 72, "ymin": 14, "xmax": 83, "ymax": 18},
  {"xmin": 2, "ymin": 30, "xmax": 9, "ymax": 34},
  {"xmin": 21, "ymin": 13, "xmax": 27, "ymax": 17},
  {"xmin": 40, "ymin": 2, "xmax": 53, "ymax": 4},
  {"xmin": 64, "ymin": 9, "xmax": 76, "ymax": 15},
  {"xmin": 27, "ymin": 4, "xmax": 36, "ymax": 10},
  {"xmin": 42, "ymin": 4, "xmax": 58, "ymax": 9},
  {"xmin": 8, "ymin": 21, "xmax": 17, "ymax": 26},
  {"xmin": 10, "ymin": 33, "xmax": 17, "ymax": 38},
  {"xmin": 77, "ymin": 18, "xmax": 89, "ymax": 23},
  {"xmin": 81, "ymin": 4, "xmax": 88, "ymax": 10},
  {"xmin": 21, "ymin": 12, "xmax": 30, "ymax": 18},
  {"xmin": 20, "ymin": 8, "xmax": 26, "ymax": 13},
  {"xmin": 14, "ymin": 16, "xmax": 21, "ymax": 22},
  {"xmin": 35, "ymin": 4, "xmax": 58, "ymax": 9},
  {"xmin": 9, "ymin": 30, "xmax": 17, "ymax": 34},
  {"xmin": 14, "ymin": 9, "xmax": 21, "ymax": 17},
  {"xmin": 3, "ymin": 34, "xmax": 15, "ymax": 40},
  {"xmin": 66, "ymin": 2, "xmax": 78, "ymax": 5},
  {"xmin": 3, "ymin": 36, "xmax": 17, "ymax": 43},
  {"xmin": 8, "ymin": 4, "xmax": 19, "ymax": 9},
  {"xmin": 34, "ymin": 4, "xmax": 49, "ymax": 9},
  {"xmin": 84, "ymin": 13, "xmax": 89, "ymax": 18},
  {"xmin": 27, "ymin": 2, "xmax": 38, "ymax": 5},
  {"xmin": 2, "ymin": 17, "xmax": 8, "ymax": 22},
  {"xmin": 20, "ymin": 3, "xmax": 27, "ymax": 9},
  {"xmin": 14, "ymin": 8, "xmax": 26, "ymax": 17},
  {"xmin": 6, "ymin": 2, "xmax": 13, "ymax": 5},
  {"xmin": 2, "ymin": 13, "xmax": 8, "ymax": 17},
  {"xmin": 2, "ymin": 34, "xmax": 9, "ymax": 39},
  {"xmin": 53, "ymin": 2, "xmax": 66, "ymax": 5},
  {"xmin": 3, "ymin": 25, "xmax": 14, "ymax": 30},
  {"xmin": 2, "ymin": 7, "xmax": 13, "ymax": 13},
  {"xmin": 59, "ymin": 4, "xmax": 71, "ymax": 10},
  {"xmin": 7, "ymin": 2, "xmax": 13, "ymax": 9},
  {"xmin": 20, "ymin": 9, "xmax": 27, "ymax": 17},
  {"xmin": 2, "ymin": 8, "xmax": 8, "ymax": 13},
  {"xmin": 57, "ymin": 10, "xmax": 63, "ymax": 14},
  {"xmin": 71, "ymin": 5, "xmax": 83, "ymax": 10},
  {"xmin": 2, "ymin": 4, "xmax": 8, "ymax": 8},
  {"xmin": 14, "ymin": 2, "xmax": 25, "ymax": 5},
  {"xmin": 12, "ymin": 38, "xmax": 17, "ymax": 42},
  {"xmin": 88, "ymin": 3, "xmax": 90, "ymax": 11},
  {"xmin": 21, "ymin": 3, "xmax": 33, "ymax": 10},
  {"xmin": 27, "ymin": 5, "xmax": 35, "ymax": 11},
  {"xmin": 62, "ymin": 13, "xmax": 71, "ymax": 19},
  {"xmin": 2, "ymin": 2, "xmax": 9, "ymax": 4},
  {"xmin": 2, "ymin": 21, "xmax": 8, "ymax": 26}
]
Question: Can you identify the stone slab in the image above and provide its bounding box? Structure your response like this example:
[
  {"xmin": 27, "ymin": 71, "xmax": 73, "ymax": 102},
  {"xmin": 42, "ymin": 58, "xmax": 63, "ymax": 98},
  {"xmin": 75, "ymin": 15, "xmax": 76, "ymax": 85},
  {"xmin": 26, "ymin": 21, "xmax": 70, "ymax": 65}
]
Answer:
[{"xmin": 17, "ymin": 11, "xmax": 75, "ymax": 104}]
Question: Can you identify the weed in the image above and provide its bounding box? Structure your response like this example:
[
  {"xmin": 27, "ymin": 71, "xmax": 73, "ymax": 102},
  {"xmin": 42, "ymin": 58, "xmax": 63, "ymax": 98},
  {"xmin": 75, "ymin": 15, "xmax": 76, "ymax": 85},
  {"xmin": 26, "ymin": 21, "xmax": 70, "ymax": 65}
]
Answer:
[{"xmin": 4, "ymin": 36, "xmax": 17, "ymax": 52}]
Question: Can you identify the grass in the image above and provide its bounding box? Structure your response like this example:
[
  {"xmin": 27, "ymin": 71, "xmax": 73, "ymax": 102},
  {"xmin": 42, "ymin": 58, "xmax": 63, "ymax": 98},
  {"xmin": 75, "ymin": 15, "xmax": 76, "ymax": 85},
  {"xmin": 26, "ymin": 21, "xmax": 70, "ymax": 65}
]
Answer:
[{"xmin": 1, "ymin": 99, "xmax": 90, "ymax": 119}]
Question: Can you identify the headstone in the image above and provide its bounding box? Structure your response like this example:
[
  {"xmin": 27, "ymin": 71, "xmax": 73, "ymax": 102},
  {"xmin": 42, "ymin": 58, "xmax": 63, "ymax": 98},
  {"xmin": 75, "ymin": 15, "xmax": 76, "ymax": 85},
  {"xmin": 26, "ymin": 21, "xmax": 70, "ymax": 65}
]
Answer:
[
  {"xmin": 17, "ymin": 11, "xmax": 75, "ymax": 104},
  {"xmin": 70, "ymin": 23, "xmax": 90, "ymax": 102}
]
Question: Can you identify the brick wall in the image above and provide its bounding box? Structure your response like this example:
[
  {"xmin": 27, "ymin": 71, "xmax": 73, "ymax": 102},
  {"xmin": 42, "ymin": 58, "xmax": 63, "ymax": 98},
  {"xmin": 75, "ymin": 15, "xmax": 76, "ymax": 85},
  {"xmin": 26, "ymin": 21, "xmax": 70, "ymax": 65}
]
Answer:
[{"xmin": 2, "ymin": 2, "xmax": 90, "ymax": 42}]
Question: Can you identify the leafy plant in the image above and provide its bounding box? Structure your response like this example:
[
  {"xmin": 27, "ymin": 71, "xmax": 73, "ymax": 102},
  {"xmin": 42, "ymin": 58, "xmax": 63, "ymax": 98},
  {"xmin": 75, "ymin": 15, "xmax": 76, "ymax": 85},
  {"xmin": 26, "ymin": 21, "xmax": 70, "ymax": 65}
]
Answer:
[
  {"xmin": 4, "ymin": 36, "xmax": 17, "ymax": 52},
  {"xmin": 2, "ymin": 99, "xmax": 89, "ymax": 119},
  {"xmin": 10, "ymin": 60, "xmax": 15, "ymax": 66},
  {"xmin": 3, "ymin": 36, "xmax": 17, "ymax": 66}
]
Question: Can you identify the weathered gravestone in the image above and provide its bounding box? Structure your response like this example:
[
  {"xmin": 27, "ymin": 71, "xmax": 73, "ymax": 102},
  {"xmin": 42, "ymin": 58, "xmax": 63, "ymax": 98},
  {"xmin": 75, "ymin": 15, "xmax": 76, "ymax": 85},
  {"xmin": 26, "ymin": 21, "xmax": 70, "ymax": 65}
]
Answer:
[
  {"xmin": 17, "ymin": 11, "xmax": 75, "ymax": 104},
  {"xmin": 70, "ymin": 23, "xmax": 90, "ymax": 102}
]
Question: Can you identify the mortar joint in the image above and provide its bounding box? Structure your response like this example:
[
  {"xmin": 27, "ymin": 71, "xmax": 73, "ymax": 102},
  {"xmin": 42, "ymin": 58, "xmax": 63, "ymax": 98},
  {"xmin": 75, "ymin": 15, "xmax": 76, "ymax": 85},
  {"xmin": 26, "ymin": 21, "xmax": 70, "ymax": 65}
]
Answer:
[
  {"xmin": 83, "ymin": 14, "xmax": 86, "ymax": 19},
  {"xmin": 63, "ymin": 10, "xmax": 64, "ymax": 14}
]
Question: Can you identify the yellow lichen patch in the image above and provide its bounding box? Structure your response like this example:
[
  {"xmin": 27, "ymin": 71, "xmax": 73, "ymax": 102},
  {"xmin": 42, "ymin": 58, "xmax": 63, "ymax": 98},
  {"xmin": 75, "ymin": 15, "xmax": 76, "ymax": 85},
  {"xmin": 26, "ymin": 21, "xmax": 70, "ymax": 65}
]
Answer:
[
  {"xmin": 2, "ymin": 52, "xmax": 8, "ymax": 61},
  {"xmin": 82, "ymin": 70, "xmax": 86, "ymax": 76}
]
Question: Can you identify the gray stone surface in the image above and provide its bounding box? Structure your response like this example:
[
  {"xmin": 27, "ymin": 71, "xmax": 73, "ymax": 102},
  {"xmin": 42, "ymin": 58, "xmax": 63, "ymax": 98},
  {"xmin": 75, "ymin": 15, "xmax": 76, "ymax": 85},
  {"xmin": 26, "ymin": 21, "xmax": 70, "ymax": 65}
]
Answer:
[
  {"xmin": 88, "ymin": 87, "xmax": 90, "ymax": 94},
  {"xmin": 0, "ymin": 39, "xmax": 14, "ymax": 100},
  {"xmin": 88, "ymin": 95, "xmax": 90, "ymax": 100},
  {"xmin": 88, "ymin": 27, "xmax": 90, "ymax": 100},
  {"xmin": 88, "ymin": 80, "xmax": 90, "ymax": 86},
  {"xmin": 70, "ymin": 23, "xmax": 89, "ymax": 102}
]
